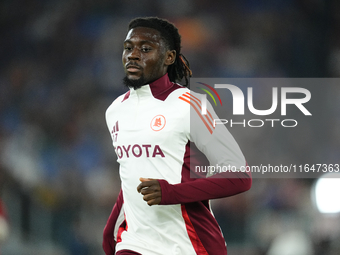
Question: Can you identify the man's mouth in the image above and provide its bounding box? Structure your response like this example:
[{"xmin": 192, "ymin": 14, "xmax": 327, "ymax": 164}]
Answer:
[{"xmin": 126, "ymin": 63, "xmax": 142, "ymax": 73}]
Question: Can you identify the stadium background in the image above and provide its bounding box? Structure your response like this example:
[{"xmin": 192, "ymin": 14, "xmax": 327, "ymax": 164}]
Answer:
[{"xmin": 0, "ymin": 0, "xmax": 340, "ymax": 254}]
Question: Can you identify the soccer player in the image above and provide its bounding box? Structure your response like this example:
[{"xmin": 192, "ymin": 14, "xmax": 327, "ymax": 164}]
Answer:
[{"xmin": 103, "ymin": 17, "xmax": 251, "ymax": 255}]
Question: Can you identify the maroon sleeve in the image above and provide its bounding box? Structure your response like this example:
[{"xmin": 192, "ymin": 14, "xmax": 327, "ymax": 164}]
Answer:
[
  {"xmin": 158, "ymin": 171, "xmax": 251, "ymax": 205},
  {"xmin": 103, "ymin": 189, "xmax": 123, "ymax": 255}
]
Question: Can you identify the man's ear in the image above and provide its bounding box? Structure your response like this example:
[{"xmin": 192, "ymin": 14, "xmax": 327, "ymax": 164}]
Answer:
[{"xmin": 165, "ymin": 50, "xmax": 176, "ymax": 66}]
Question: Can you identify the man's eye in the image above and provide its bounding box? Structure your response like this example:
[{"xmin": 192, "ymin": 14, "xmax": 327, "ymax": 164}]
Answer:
[
  {"xmin": 124, "ymin": 46, "xmax": 132, "ymax": 51},
  {"xmin": 141, "ymin": 48, "xmax": 151, "ymax": 52}
]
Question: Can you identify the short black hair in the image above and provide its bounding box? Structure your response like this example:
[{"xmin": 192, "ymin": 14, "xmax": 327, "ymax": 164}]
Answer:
[{"xmin": 128, "ymin": 17, "xmax": 192, "ymax": 86}]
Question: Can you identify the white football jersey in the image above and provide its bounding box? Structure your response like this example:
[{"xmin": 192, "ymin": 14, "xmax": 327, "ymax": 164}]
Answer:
[{"xmin": 105, "ymin": 74, "xmax": 250, "ymax": 255}]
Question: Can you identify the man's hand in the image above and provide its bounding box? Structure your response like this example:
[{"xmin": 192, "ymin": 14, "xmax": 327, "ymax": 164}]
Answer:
[{"xmin": 137, "ymin": 178, "xmax": 162, "ymax": 206}]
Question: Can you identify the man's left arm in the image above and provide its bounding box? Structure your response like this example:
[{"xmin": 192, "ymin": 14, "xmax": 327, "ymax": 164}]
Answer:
[
  {"xmin": 137, "ymin": 94, "xmax": 252, "ymax": 205},
  {"xmin": 138, "ymin": 170, "xmax": 251, "ymax": 205}
]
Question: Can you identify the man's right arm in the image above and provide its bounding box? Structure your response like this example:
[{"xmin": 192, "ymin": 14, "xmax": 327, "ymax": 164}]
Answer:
[
  {"xmin": 104, "ymin": 94, "xmax": 127, "ymax": 254},
  {"xmin": 103, "ymin": 189, "xmax": 124, "ymax": 255}
]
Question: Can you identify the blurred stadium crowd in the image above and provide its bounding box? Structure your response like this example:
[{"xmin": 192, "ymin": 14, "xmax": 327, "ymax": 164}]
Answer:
[{"xmin": 0, "ymin": 0, "xmax": 340, "ymax": 254}]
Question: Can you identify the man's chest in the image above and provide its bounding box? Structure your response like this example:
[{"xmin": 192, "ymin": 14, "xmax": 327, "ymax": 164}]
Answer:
[{"xmin": 106, "ymin": 99, "xmax": 188, "ymax": 160}]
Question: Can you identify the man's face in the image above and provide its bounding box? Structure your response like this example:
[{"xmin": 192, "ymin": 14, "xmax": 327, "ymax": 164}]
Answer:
[{"xmin": 122, "ymin": 27, "xmax": 171, "ymax": 89}]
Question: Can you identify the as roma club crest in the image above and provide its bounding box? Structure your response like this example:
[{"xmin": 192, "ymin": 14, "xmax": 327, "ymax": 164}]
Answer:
[{"xmin": 150, "ymin": 115, "xmax": 166, "ymax": 131}]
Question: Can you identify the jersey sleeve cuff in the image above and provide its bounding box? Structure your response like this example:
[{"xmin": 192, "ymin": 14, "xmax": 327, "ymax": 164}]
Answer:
[{"xmin": 158, "ymin": 179, "xmax": 176, "ymax": 205}]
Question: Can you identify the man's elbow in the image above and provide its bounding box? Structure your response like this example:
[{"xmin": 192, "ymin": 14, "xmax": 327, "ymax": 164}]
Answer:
[
  {"xmin": 244, "ymin": 176, "xmax": 252, "ymax": 192},
  {"xmin": 240, "ymin": 173, "xmax": 252, "ymax": 192}
]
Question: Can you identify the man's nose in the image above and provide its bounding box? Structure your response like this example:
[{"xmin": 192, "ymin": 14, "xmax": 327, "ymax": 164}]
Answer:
[{"xmin": 128, "ymin": 48, "xmax": 140, "ymax": 60}]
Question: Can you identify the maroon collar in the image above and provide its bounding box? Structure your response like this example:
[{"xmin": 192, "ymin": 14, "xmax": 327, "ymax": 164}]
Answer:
[
  {"xmin": 122, "ymin": 73, "xmax": 183, "ymax": 102},
  {"xmin": 149, "ymin": 73, "xmax": 175, "ymax": 99}
]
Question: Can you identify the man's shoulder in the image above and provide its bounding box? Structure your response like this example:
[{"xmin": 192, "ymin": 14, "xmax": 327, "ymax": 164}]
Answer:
[
  {"xmin": 109, "ymin": 91, "xmax": 130, "ymax": 106},
  {"xmin": 165, "ymin": 84, "xmax": 189, "ymax": 97},
  {"xmin": 105, "ymin": 91, "xmax": 130, "ymax": 116},
  {"xmin": 165, "ymin": 85, "xmax": 204, "ymax": 101},
  {"xmin": 169, "ymin": 87, "xmax": 203, "ymax": 104}
]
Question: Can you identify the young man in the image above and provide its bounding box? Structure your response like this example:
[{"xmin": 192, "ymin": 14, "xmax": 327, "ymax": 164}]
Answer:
[{"xmin": 103, "ymin": 17, "xmax": 251, "ymax": 255}]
